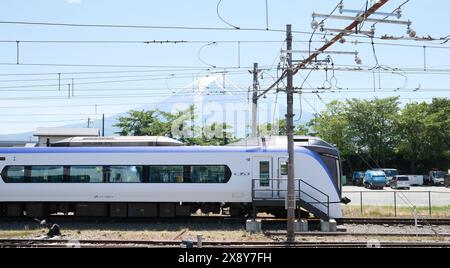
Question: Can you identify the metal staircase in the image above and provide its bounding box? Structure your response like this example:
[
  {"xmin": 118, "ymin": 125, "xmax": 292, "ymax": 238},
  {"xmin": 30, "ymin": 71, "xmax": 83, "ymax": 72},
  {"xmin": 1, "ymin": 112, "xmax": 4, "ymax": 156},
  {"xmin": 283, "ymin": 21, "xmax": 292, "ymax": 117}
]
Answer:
[{"xmin": 252, "ymin": 178, "xmax": 331, "ymax": 220}]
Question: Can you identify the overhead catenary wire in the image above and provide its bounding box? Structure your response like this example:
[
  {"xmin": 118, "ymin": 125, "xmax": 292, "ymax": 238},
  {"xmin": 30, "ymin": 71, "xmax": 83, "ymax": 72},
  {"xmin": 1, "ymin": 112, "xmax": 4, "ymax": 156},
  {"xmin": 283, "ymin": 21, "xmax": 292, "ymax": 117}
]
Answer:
[
  {"xmin": 0, "ymin": 39, "xmax": 449, "ymax": 49},
  {"xmin": 2, "ymin": 18, "xmax": 450, "ymax": 44},
  {"xmin": 216, "ymin": 0, "xmax": 240, "ymax": 29}
]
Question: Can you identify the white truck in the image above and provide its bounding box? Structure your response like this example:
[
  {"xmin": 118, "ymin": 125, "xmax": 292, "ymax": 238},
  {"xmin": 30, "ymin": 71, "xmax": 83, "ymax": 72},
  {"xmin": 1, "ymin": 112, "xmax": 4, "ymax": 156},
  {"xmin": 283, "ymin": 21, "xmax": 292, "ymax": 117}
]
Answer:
[
  {"xmin": 428, "ymin": 170, "xmax": 448, "ymax": 186},
  {"xmin": 406, "ymin": 175, "xmax": 423, "ymax": 186}
]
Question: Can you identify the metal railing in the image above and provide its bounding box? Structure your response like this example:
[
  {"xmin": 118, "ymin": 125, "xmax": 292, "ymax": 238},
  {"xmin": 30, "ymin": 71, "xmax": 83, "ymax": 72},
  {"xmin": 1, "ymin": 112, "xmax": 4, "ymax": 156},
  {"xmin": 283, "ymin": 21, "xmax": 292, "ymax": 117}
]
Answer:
[
  {"xmin": 299, "ymin": 179, "xmax": 330, "ymax": 218},
  {"xmin": 342, "ymin": 190, "xmax": 450, "ymax": 217},
  {"xmin": 251, "ymin": 178, "xmax": 330, "ymax": 218}
]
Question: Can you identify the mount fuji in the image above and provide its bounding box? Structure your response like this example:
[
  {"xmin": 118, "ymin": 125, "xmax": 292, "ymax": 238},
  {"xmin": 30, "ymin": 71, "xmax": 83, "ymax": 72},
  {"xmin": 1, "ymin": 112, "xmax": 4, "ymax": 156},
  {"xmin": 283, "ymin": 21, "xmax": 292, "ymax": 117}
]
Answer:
[{"xmin": 0, "ymin": 75, "xmax": 314, "ymax": 141}]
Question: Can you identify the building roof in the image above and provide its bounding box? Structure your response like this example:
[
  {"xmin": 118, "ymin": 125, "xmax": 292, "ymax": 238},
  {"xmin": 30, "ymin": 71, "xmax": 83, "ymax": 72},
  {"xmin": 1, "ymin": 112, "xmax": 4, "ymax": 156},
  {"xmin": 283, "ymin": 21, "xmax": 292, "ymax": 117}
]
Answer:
[
  {"xmin": 34, "ymin": 127, "xmax": 99, "ymax": 137},
  {"xmin": 0, "ymin": 141, "xmax": 30, "ymax": 147}
]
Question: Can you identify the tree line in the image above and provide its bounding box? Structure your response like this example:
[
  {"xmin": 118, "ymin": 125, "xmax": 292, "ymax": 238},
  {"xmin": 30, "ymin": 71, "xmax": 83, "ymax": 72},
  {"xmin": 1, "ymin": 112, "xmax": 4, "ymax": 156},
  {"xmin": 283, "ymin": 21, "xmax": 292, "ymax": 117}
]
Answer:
[
  {"xmin": 115, "ymin": 97, "xmax": 449, "ymax": 175},
  {"xmin": 305, "ymin": 97, "xmax": 449, "ymax": 175}
]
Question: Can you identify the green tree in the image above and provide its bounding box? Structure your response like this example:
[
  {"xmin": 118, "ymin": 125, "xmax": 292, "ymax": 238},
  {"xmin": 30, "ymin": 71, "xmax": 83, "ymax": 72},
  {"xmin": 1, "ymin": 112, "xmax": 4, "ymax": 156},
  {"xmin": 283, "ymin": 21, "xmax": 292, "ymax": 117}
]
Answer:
[
  {"xmin": 426, "ymin": 98, "xmax": 450, "ymax": 160},
  {"xmin": 114, "ymin": 110, "xmax": 168, "ymax": 136},
  {"xmin": 115, "ymin": 105, "xmax": 239, "ymax": 145},
  {"xmin": 397, "ymin": 102, "xmax": 430, "ymax": 173},
  {"xmin": 308, "ymin": 100, "xmax": 353, "ymax": 156},
  {"xmin": 345, "ymin": 97, "xmax": 400, "ymax": 167},
  {"xmin": 185, "ymin": 122, "xmax": 238, "ymax": 145},
  {"xmin": 258, "ymin": 119, "xmax": 309, "ymax": 136}
]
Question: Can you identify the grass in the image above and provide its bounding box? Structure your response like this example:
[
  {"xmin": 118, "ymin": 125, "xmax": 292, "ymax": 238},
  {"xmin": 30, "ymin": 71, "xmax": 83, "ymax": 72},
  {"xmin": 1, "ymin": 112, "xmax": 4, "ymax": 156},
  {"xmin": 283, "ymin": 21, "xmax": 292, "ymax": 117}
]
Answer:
[
  {"xmin": 343, "ymin": 205, "xmax": 450, "ymax": 218},
  {"xmin": 0, "ymin": 230, "xmax": 43, "ymax": 238}
]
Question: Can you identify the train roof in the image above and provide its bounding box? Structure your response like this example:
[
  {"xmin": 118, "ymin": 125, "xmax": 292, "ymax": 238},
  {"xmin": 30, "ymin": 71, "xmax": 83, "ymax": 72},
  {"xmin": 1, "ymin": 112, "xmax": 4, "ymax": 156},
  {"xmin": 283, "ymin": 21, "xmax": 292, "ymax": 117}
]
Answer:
[
  {"xmin": 51, "ymin": 136, "xmax": 183, "ymax": 147},
  {"xmin": 227, "ymin": 136, "xmax": 335, "ymax": 148},
  {"xmin": 0, "ymin": 145, "xmax": 315, "ymax": 154}
]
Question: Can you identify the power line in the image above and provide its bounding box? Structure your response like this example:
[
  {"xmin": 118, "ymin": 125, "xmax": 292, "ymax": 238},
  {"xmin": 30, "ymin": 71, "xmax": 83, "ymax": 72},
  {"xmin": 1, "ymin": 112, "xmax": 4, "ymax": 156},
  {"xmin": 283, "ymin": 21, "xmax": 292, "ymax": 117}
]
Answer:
[
  {"xmin": 0, "ymin": 95, "xmax": 441, "ymax": 110},
  {"xmin": 1, "ymin": 39, "xmax": 449, "ymax": 49},
  {"xmin": 0, "ymin": 20, "xmax": 311, "ymax": 34},
  {"xmin": 0, "ymin": 70, "xmax": 250, "ymax": 83},
  {"xmin": 0, "ymin": 62, "xmax": 248, "ymax": 69},
  {"xmin": 0, "ymin": 68, "xmax": 220, "ymax": 77}
]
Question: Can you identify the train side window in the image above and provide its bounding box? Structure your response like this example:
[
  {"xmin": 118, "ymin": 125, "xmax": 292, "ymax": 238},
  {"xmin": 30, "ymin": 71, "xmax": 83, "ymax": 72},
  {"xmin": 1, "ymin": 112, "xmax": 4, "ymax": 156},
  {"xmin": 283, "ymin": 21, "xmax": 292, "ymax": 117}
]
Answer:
[
  {"xmin": 259, "ymin": 161, "xmax": 270, "ymax": 187},
  {"xmin": 149, "ymin": 165, "xmax": 231, "ymax": 183},
  {"xmin": 30, "ymin": 166, "xmax": 64, "ymax": 183},
  {"xmin": 69, "ymin": 166, "xmax": 103, "ymax": 183},
  {"xmin": 279, "ymin": 161, "xmax": 288, "ymax": 176},
  {"xmin": 109, "ymin": 166, "xmax": 144, "ymax": 183},
  {"xmin": 190, "ymin": 165, "xmax": 227, "ymax": 183},
  {"xmin": 2, "ymin": 166, "xmax": 26, "ymax": 183},
  {"xmin": 149, "ymin": 166, "xmax": 184, "ymax": 183}
]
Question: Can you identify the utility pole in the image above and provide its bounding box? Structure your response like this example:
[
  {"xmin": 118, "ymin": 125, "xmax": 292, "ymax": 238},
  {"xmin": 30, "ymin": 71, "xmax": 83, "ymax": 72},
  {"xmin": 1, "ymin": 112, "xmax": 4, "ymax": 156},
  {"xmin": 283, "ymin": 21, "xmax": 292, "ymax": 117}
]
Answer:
[
  {"xmin": 251, "ymin": 63, "xmax": 259, "ymax": 138},
  {"xmin": 102, "ymin": 113, "xmax": 105, "ymax": 137},
  {"xmin": 285, "ymin": 24, "xmax": 295, "ymax": 243}
]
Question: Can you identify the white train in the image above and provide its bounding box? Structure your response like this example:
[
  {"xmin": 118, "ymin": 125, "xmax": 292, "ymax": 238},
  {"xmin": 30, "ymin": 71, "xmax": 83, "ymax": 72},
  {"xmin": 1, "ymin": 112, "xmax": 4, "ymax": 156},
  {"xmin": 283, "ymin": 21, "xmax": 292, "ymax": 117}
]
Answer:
[{"xmin": 0, "ymin": 136, "xmax": 344, "ymax": 219}]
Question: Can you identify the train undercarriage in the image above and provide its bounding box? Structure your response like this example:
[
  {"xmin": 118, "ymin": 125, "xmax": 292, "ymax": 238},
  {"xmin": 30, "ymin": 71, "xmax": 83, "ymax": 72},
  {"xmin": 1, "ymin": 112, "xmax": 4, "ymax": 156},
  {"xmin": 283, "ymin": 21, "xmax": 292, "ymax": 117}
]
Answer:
[{"xmin": 0, "ymin": 202, "xmax": 306, "ymax": 219}]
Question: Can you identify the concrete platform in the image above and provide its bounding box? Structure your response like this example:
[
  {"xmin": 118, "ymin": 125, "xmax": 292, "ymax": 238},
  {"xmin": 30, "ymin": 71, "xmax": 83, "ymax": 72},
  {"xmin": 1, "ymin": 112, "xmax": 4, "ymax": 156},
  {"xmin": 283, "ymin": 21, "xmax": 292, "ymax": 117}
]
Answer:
[
  {"xmin": 320, "ymin": 219, "xmax": 337, "ymax": 232},
  {"xmin": 246, "ymin": 219, "xmax": 262, "ymax": 233},
  {"xmin": 294, "ymin": 220, "xmax": 308, "ymax": 232}
]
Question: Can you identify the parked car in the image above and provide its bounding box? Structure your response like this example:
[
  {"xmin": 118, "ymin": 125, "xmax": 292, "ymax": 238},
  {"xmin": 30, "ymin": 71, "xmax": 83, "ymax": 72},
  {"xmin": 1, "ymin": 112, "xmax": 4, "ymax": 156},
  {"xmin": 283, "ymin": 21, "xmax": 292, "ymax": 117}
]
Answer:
[
  {"xmin": 445, "ymin": 174, "xmax": 450, "ymax": 188},
  {"xmin": 363, "ymin": 170, "xmax": 386, "ymax": 190},
  {"xmin": 373, "ymin": 168, "xmax": 398, "ymax": 186},
  {"xmin": 428, "ymin": 170, "xmax": 448, "ymax": 186},
  {"xmin": 390, "ymin": 176, "xmax": 410, "ymax": 190},
  {"xmin": 352, "ymin": 171, "xmax": 365, "ymax": 186}
]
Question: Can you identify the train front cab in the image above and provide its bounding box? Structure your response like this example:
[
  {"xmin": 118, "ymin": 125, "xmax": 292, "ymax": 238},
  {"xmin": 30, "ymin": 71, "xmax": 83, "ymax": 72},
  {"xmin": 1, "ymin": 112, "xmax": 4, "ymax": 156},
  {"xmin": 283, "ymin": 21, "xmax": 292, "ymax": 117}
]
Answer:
[{"xmin": 251, "ymin": 145, "xmax": 343, "ymax": 220}]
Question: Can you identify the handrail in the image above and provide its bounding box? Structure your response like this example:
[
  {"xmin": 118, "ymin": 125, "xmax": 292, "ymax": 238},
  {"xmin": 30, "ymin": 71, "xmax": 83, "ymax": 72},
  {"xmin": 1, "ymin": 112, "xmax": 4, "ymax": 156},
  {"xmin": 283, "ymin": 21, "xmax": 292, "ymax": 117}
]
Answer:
[
  {"xmin": 299, "ymin": 179, "xmax": 330, "ymax": 218},
  {"xmin": 298, "ymin": 179, "xmax": 329, "ymax": 197},
  {"xmin": 251, "ymin": 178, "xmax": 331, "ymax": 218}
]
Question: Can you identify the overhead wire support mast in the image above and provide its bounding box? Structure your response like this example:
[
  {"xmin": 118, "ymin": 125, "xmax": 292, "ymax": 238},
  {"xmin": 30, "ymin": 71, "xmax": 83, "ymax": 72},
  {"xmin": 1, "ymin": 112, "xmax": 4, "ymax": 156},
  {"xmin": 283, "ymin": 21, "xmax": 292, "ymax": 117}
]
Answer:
[
  {"xmin": 285, "ymin": 24, "xmax": 295, "ymax": 244},
  {"xmin": 312, "ymin": 13, "xmax": 411, "ymax": 25},
  {"xmin": 251, "ymin": 63, "xmax": 259, "ymax": 138},
  {"xmin": 257, "ymin": 0, "xmax": 390, "ymax": 99}
]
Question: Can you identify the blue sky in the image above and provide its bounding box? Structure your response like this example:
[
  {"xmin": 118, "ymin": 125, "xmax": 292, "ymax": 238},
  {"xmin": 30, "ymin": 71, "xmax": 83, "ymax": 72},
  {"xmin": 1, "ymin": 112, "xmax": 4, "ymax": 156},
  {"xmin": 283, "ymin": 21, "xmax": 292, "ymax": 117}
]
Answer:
[{"xmin": 0, "ymin": 0, "xmax": 449, "ymax": 135}]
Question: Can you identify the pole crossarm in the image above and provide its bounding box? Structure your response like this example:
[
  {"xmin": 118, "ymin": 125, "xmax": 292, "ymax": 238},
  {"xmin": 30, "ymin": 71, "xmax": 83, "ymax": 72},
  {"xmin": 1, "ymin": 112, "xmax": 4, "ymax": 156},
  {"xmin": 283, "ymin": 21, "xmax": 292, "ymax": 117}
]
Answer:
[{"xmin": 256, "ymin": 0, "xmax": 389, "ymax": 99}]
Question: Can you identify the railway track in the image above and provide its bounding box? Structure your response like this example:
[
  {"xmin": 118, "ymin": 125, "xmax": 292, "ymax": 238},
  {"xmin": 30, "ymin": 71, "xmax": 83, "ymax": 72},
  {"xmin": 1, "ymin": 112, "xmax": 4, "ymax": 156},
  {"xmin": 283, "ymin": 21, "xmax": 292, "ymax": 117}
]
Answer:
[
  {"xmin": 1, "ymin": 216, "xmax": 449, "ymax": 226},
  {"xmin": 1, "ymin": 238, "xmax": 449, "ymax": 248},
  {"xmin": 338, "ymin": 218, "xmax": 450, "ymax": 225}
]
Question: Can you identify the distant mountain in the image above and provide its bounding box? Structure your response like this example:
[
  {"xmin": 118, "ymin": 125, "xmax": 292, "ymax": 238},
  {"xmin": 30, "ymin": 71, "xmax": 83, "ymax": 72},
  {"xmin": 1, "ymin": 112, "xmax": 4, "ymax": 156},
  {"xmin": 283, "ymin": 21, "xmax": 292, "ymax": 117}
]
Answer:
[{"xmin": 0, "ymin": 75, "xmax": 314, "ymax": 141}]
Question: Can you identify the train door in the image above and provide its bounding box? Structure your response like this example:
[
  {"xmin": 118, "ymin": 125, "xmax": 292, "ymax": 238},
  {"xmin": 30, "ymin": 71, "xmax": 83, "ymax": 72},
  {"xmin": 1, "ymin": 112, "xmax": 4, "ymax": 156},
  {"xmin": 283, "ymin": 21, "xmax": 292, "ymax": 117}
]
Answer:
[
  {"xmin": 277, "ymin": 157, "xmax": 288, "ymax": 198},
  {"xmin": 252, "ymin": 157, "xmax": 272, "ymax": 198}
]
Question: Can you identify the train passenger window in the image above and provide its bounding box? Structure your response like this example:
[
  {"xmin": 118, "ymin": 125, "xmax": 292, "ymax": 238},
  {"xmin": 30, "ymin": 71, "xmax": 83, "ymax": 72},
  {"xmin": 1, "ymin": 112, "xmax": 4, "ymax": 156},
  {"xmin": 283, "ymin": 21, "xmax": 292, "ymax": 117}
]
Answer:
[
  {"xmin": 259, "ymin": 161, "xmax": 270, "ymax": 187},
  {"xmin": 30, "ymin": 166, "xmax": 64, "ymax": 183},
  {"xmin": 69, "ymin": 166, "xmax": 103, "ymax": 183},
  {"xmin": 108, "ymin": 166, "xmax": 144, "ymax": 183},
  {"xmin": 149, "ymin": 166, "xmax": 184, "ymax": 183},
  {"xmin": 2, "ymin": 166, "xmax": 26, "ymax": 183},
  {"xmin": 190, "ymin": 166, "xmax": 226, "ymax": 183},
  {"xmin": 280, "ymin": 161, "xmax": 288, "ymax": 176}
]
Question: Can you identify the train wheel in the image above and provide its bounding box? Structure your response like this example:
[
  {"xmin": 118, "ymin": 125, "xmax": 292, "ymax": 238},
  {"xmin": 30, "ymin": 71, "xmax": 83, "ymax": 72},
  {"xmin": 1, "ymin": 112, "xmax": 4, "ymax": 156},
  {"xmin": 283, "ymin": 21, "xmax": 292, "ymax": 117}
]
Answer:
[
  {"xmin": 229, "ymin": 207, "xmax": 244, "ymax": 218},
  {"xmin": 0, "ymin": 204, "xmax": 5, "ymax": 217}
]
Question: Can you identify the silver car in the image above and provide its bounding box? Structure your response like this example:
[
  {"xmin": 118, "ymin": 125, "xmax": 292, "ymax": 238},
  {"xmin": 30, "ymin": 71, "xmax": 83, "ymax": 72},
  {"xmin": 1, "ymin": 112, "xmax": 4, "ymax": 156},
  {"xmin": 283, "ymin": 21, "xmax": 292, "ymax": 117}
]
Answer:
[{"xmin": 390, "ymin": 176, "xmax": 410, "ymax": 190}]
